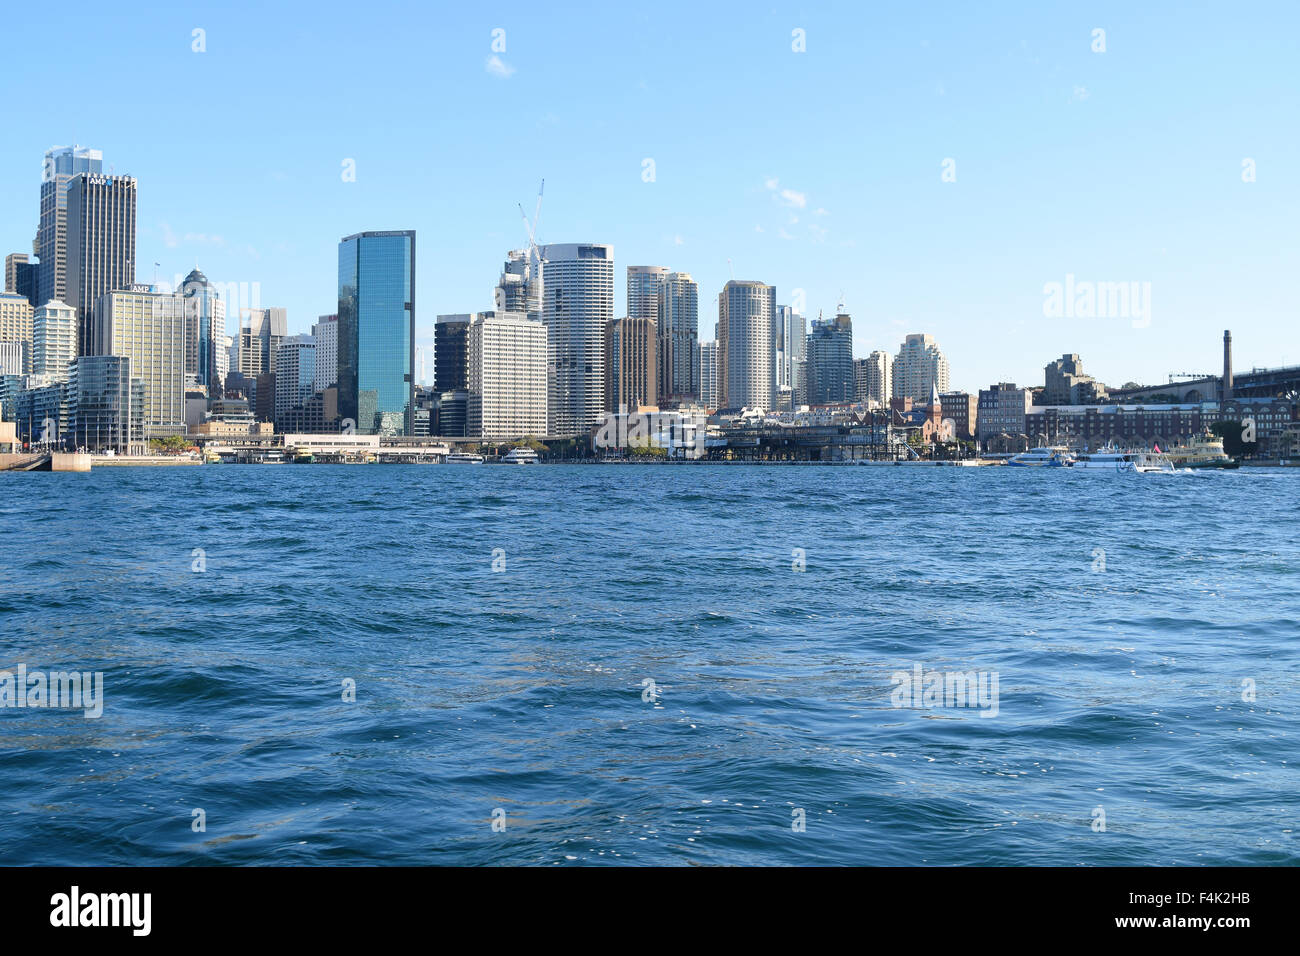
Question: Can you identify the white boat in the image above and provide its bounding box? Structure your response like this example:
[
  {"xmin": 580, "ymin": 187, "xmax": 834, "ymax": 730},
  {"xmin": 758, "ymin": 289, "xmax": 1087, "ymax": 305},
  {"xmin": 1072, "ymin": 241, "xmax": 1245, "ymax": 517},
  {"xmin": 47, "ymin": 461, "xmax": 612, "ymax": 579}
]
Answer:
[
  {"xmin": 1070, "ymin": 449, "xmax": 1175, "ymax": 473},
  {"xmin": 445, "ymin": 452, "xmax": 485, "ymax": 464},
  {"xmin": 501, "ymin": 447, "xmax": 540, "ymax": 464},
  {"xmin": 1007, "ymin": 446, "xmax": 1073, "ymax": 467}
]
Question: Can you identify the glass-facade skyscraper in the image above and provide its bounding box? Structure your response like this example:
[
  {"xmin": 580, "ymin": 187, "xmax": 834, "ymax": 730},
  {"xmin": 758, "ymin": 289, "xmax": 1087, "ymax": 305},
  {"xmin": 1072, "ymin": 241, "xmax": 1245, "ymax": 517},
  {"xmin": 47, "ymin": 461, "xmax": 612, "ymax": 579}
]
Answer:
[{"xmin": 337, "ymin": 230, "xmax": 415, "ymax": 435}]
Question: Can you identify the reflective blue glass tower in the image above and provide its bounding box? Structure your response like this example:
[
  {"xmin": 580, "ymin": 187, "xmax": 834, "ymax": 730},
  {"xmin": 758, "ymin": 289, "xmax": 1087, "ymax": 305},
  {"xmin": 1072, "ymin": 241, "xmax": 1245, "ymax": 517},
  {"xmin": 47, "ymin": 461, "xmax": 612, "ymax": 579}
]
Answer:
[{"xmin": 337, "ymin": 230, "xmax": 415, "ymax": 435}]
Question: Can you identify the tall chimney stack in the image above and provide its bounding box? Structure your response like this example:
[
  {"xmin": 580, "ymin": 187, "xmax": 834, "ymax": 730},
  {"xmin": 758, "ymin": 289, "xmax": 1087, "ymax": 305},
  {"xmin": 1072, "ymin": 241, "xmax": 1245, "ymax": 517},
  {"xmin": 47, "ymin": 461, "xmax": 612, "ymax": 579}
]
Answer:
[{"xmin": 1222, "ymin": 330, "xmax": 1233, "ymax": 401}]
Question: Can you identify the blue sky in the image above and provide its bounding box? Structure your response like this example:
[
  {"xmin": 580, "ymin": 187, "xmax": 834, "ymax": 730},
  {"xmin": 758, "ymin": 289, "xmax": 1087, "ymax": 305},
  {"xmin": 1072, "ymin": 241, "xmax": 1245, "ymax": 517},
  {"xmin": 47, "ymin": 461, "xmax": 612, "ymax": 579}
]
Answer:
[{"xmin": 1, "ymin": 1, "xmax": 1296, "ymax": 391}]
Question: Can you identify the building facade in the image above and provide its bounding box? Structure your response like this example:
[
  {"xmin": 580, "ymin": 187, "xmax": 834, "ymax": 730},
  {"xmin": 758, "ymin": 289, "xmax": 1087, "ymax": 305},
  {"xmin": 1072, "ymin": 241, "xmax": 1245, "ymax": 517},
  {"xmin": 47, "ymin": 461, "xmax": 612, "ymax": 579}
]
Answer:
[
  {"xmin": 311, "ymin": 314, "xmax": 338, "ymax": 391},
  {"xmin": 338, "ymin": 230, "xmax": 416, "ymax": 435},
  {"xmin": 605, "ymin": 315, "xmax": 657, "ymax": 412},
  {"xmin": 541, "ymin": 243, "xmax": 614, "ymax": 437},
  {"xmin": 36, "ymin": 146, "xmax": 103, "ymax": 309},
  {"xmin": 940, "ymin": 391, "xmax": 978, "ymax": 441},
  {"xmin": 434, "ymin": 314, "xmax": 473, "ymax": 394},
  {"xmin": 892, "ymin": 333, "xmax": 949, "ymax": 403},
  {"xmin": 658, "ymin": 271, "xmax": 698, "ymax": 405},
  {"xmin": 699, "ymin": 340, "xmax": 719, "ymax": 411},
  {"xmin": 805, "ymin": 311, "xmax": 854, "ymax": 405},
  {"xmin": 977, "ymin": 382, "xmax": 1032, "ymax": 441},
  {"xmin": 65, "ymin": 172, "xmax": 137, "ymax": 356},
  {"xmin": 467, "ymin": 311, "xmax": 547, "ymax": 439},
  {"xmin": 0, "ymin": 292, "xmax": 34, "ymax": 374},
  {"xmin": 180, "ymin": 268, "xmax": 225, "ymax": 394},
  {"xmin": 33, "ymin": 300, "xmax": 76, "ymax": 381},
  {"xmin": 718, "ymin": 280, "xmax": 775, "ymax": 411},
  {"xmin": 94, "ymin": 286, "xmax": 188, "ymax": 436},
  {"xmin": 274, "ymin": 335, "xmax": 316, "ymax": 425}
]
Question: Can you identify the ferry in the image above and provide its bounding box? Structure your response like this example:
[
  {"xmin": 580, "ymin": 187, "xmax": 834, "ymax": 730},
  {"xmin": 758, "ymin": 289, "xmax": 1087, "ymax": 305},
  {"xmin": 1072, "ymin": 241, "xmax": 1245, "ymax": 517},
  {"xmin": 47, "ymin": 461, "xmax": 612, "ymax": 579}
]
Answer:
[
  {"xmin": 1007, "ymin": 446, "xmax": 1073, "ymax": 467},
  {"xmin": 1070, "ymin": 450, "xmax": 1175, "ymax": 473},
  {"xmin": 445, "ymin": 451, "xmax": 485, "ymax": 464},
  {"xmin": 501, "ymin": 447, "xmax": 540, "ymax": 465},
  {"xmin": 1165, "ymin": 430, "xmax": 1239, "ymax": 470}
]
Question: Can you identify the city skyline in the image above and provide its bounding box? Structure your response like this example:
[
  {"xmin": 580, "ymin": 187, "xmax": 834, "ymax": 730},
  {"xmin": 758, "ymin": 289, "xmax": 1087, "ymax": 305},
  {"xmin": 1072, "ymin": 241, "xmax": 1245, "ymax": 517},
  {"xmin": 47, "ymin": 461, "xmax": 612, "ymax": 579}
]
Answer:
[{"xmin": 0, "ymin": 1, "xmax": 1295, "ymax": 395}]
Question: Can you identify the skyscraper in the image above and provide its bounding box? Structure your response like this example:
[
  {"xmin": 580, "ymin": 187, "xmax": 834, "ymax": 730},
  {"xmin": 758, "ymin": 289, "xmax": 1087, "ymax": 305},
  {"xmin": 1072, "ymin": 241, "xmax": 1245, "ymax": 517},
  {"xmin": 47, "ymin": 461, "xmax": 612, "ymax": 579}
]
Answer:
[
  {"xmin": 699, "ymin": 340, "xmax": 719, "ymax": 410},
  {"xmin": 541, "ymin": 243, "xmax": 614, "ymax": 437},
  {"xmin": 0, "ymin": 292, "xmax": 34, "ymax": 374},
  {"xmin": 237, "ymin": 308, "xmax": 288, "ymax": 378},
  {"xmin": 605, "ymin": 315, "xmax": 657, "ymax": 412},
  {"xmin": 65, "ymin": 172, "xmax": 137, "ymax": 356},
  {"xmin": 337, "ymin": 230, "xmax": 415, "ymax": 435},
  {"xmin": 274, "ymin": 335, "xmax": 316, "ymax": 424},
  {"xmin": 805, "ymin": 311, "xmax": 854, "ymax": 405},
  {"xmin": 180, "ymin": 268, "xmax": 225, "ymax": 394},
  {"xmin": 857, "ymin": 350, "xmax": 891, "ymax": 405},
  {"xmin": 311, "ymin": 314, "xmax": 338, "ymax": 391},
  {"xmin": 892, "ymin": 333, "xmax": 950, "ymax": 403},
  {"xmin": 658, "ymin": 272, "xmax": 699, "ymax": 405},
  {"xmin": 33, "ymin": 301, "xmax": 76, "ymax": 381},
  {"xmin": 718, "ymin": 280, "xmax": 775, "ymax": 411},
  {"xmin": 36, "ymin": 146, "xmax": 103, "ymax": 309},
  {"xmin": 467, "ymin": 311, "xmax": 547, "ymax": 439},
  {"xmin": 5, "ymin": 253, "xmax": 38, "ymax": 307},
  {"xmin": 495, "ymin": 250, "xmax": 542, "ymax": 322},
  {"xmin": 434, "ymin": 314, "xmax": 473, "ymax": 394},
  {"xmin": 627, "ymin": 265, "xmax": 668, "ymax": 321},
  {"xmin": 95, "ymin": 286, "xmax": 187, "ymax": 436}
]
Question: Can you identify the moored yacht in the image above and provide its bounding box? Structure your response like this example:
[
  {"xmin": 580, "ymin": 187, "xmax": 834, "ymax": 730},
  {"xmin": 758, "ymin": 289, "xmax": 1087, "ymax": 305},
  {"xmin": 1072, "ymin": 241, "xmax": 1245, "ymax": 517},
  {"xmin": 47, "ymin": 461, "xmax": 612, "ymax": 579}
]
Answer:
[
  {"xmin": 501, "ymin": 447, "xmax": 540, "ymax": 464},
  {"xmin": 445, "ymin": 451, "xmax": 485, "ymax": 464},
  {"xmin": 1007, "ymin": 446, "xmax": 1073, "ymax": 467}
]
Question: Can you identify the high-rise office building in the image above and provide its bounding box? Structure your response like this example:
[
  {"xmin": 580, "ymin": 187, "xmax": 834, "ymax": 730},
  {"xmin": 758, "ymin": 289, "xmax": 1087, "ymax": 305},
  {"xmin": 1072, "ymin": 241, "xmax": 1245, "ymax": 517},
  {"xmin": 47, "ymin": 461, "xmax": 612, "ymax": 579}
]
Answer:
[
  {"xmin": 36, "ymin": 146, "xmax": 103, "ymax": 309},
  {"xmin": 65, "ymin": 172, "xmax": 137, "ymax": 356},
  {"xmin": 627, "ymin": 265, "xmax": 667, "ymax": 319},
  {"xmin": 892, "ymin": 333, "xmax": 950, "ymax": 403},
  {"xmin": 805, "ymin": 311, "xmax": 855, "ymax": 405},
  {"xmin": 495, "ymin": 250, "xmax": 542, "ymax": 322},
  {"xmin": 773, "ymin": 305, "xmax": 805, "ymax": 394},
  {"xmin": 0, "ymin": 292, "xmax": 34, "ymax": 374},
  {"xmin": 699, "ymin": 340, "xmax": 719, "ymax": 410},
  {"xmin": 605, "ymin": 315, "xmax": 657, "ymax": 412},
  {"xmin": 311, "ymin": 314, "xmax": 338, "ymax": 391},
  {"xmin": 5, "ymin": 253, "xmax": 38, "ymax": 307},
  {"xmin": 718, "ymin": 280, "xmax": 775, "ymax": 411},
  {"xmin": 94, "ymin": 286, "xmax": 187, "ymax": 436},
  {"xmin": 180, "ymin": 268, "xmax": 225, "ymax": 394},
  {"xmin": 658, "ymin": 272, "xmax": 698, "ymax": 405},
  {"xmin": 855, "ymin": 350, "xmax": 891, "ymax": 406},
  {"xmin": 214, "ymin": 333, "xmax": 231, "ymax": 393},
  {"xmin": 541, "ymin": 243, "xmax": 614, "ymax": 437},
  {"xmin": 67, "ymin": 354, "xmax": 145, "ymax": 454},
  {"xmin": 237, "ymin": 307, "xmax": 288, "ymax": 378},
  {"xmin": 337, "ymin": 230, "xmax": 415, "ymax": 435},
  {"xmin": 467, "ymin": 311, "xmax": 547, "ymax": 439},
  {"xmin": 434, "ymin": 314, "xmax": 473, "ymax": 394},
  {"xmin": 33, "ymin": 301, "xmax": 76, "ymax": 381},
  {"xmin": 274, "ymin": 335, "xmax": 316, "ymax": 424}
]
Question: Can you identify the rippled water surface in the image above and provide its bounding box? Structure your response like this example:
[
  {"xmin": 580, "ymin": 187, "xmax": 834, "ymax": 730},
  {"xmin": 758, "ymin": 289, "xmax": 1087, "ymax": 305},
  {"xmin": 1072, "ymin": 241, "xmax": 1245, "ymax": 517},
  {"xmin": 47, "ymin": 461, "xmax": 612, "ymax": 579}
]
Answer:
[{"xmin": 1, "ymin": 464, "xmax": 1296, "ymax": 865}]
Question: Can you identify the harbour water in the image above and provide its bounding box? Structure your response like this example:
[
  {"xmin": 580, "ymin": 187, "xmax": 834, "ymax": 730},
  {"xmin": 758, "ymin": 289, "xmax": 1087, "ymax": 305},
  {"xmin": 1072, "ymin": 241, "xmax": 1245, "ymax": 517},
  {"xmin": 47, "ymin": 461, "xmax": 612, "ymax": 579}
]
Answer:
[{"xmin": 0, "ymin": 465, "xmax": 1296, "ymax": 865}]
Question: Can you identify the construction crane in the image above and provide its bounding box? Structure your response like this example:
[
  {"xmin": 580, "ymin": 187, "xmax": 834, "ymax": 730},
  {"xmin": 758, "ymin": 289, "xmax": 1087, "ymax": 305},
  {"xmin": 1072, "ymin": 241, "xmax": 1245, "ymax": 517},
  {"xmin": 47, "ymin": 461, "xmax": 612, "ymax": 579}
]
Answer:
[{"xmin": 517, "ymin": 179, "xmax": 545, "ymax": 312}]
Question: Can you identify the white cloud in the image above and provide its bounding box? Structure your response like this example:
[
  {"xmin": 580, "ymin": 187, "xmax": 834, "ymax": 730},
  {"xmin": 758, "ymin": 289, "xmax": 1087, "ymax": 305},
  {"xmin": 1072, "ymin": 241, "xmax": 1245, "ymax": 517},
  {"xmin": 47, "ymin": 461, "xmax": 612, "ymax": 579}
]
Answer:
[
  {"xmin": 486, "ymin": 55, "xmax": 515, "ymax": 79},
  {"xmin": 814, "ymin": 207, "xmax": 829, "ymax": 217},
  {"xmin": 673, "ymin": 234, "xmax": 684, "ymax": 246},
  {"xmin": 778, "ymin": 188, "xmax": 807, "ymax": 209},
  {"xmin": 764, "ymin": 177, "xmax": 779, "ymax": 190}
]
